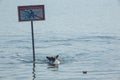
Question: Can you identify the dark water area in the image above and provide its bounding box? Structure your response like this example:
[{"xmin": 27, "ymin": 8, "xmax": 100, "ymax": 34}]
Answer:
[{"xmin": 0, "ymin": 34, "xmax": 120, "ymax": 80}]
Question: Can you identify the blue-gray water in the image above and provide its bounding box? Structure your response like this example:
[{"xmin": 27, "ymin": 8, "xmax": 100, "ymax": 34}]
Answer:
[{"xmin": 0, "ymin": 34, "xmax": 120, "ymax": 80}]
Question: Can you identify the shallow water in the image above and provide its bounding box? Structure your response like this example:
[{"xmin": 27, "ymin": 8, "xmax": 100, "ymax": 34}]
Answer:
[{"xmin": 0, "ymin": 34, "xmax": 120, "ymax": 80}]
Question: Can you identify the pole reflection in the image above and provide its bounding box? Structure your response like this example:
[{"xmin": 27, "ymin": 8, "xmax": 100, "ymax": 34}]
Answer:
[{"xmin": 32, "ymin": 61, "xmax": 36, "ymax": 80}]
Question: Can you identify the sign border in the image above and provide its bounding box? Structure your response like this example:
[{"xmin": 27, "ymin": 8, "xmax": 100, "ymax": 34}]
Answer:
[{"xmin": 18, "ymin": 5, "xmax": 45, "ymax": 22}]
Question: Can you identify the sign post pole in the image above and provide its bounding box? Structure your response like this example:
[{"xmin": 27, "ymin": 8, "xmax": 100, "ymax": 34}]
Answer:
[
  {"xmin": 18, "ymin": 5, "xmax": 45, "ymax": 63},
  {"xmin": 31, "ymin": 20, "xmax": 35, "ymax": 62}
]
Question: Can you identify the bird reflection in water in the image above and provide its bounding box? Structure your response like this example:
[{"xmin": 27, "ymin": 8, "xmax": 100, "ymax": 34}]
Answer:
[{"xmin": 47, "ymin": 64, "xmax": 59, "ymax": 71}]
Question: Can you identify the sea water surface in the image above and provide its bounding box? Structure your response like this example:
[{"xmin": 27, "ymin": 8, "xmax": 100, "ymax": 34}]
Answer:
[{"xmin": 0, "ymin": 33, "xmax": 120, "ymax": 80}]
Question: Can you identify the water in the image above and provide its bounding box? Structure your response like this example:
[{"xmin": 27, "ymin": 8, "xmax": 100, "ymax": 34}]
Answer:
[{"xmin": 0, "ymin": 34, "xmax": 120, "ymax": 80}]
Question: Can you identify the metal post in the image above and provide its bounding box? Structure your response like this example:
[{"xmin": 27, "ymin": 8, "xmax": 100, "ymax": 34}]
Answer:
[{"xmin": 31, "ymin": 20, "xmax": 35, "ymax": 62}]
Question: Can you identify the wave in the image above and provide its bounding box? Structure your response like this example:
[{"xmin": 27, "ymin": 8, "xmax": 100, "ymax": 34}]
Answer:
[
  {"xmin": 1, "ymin": 35, "xmax": 120, "ymax": 65},
  {"xmin": 35, "ymin": 35, "xmax": 120, "ymax": 43}
]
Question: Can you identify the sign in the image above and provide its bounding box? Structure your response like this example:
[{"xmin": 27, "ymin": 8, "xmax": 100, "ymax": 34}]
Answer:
[
  {"xmin": 18, "ymin": 5, "xmax": 45, "ymax": 21},
  {"xmin": 18, "ymin": 5, "xmax": 45, "ymax": 62}
]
